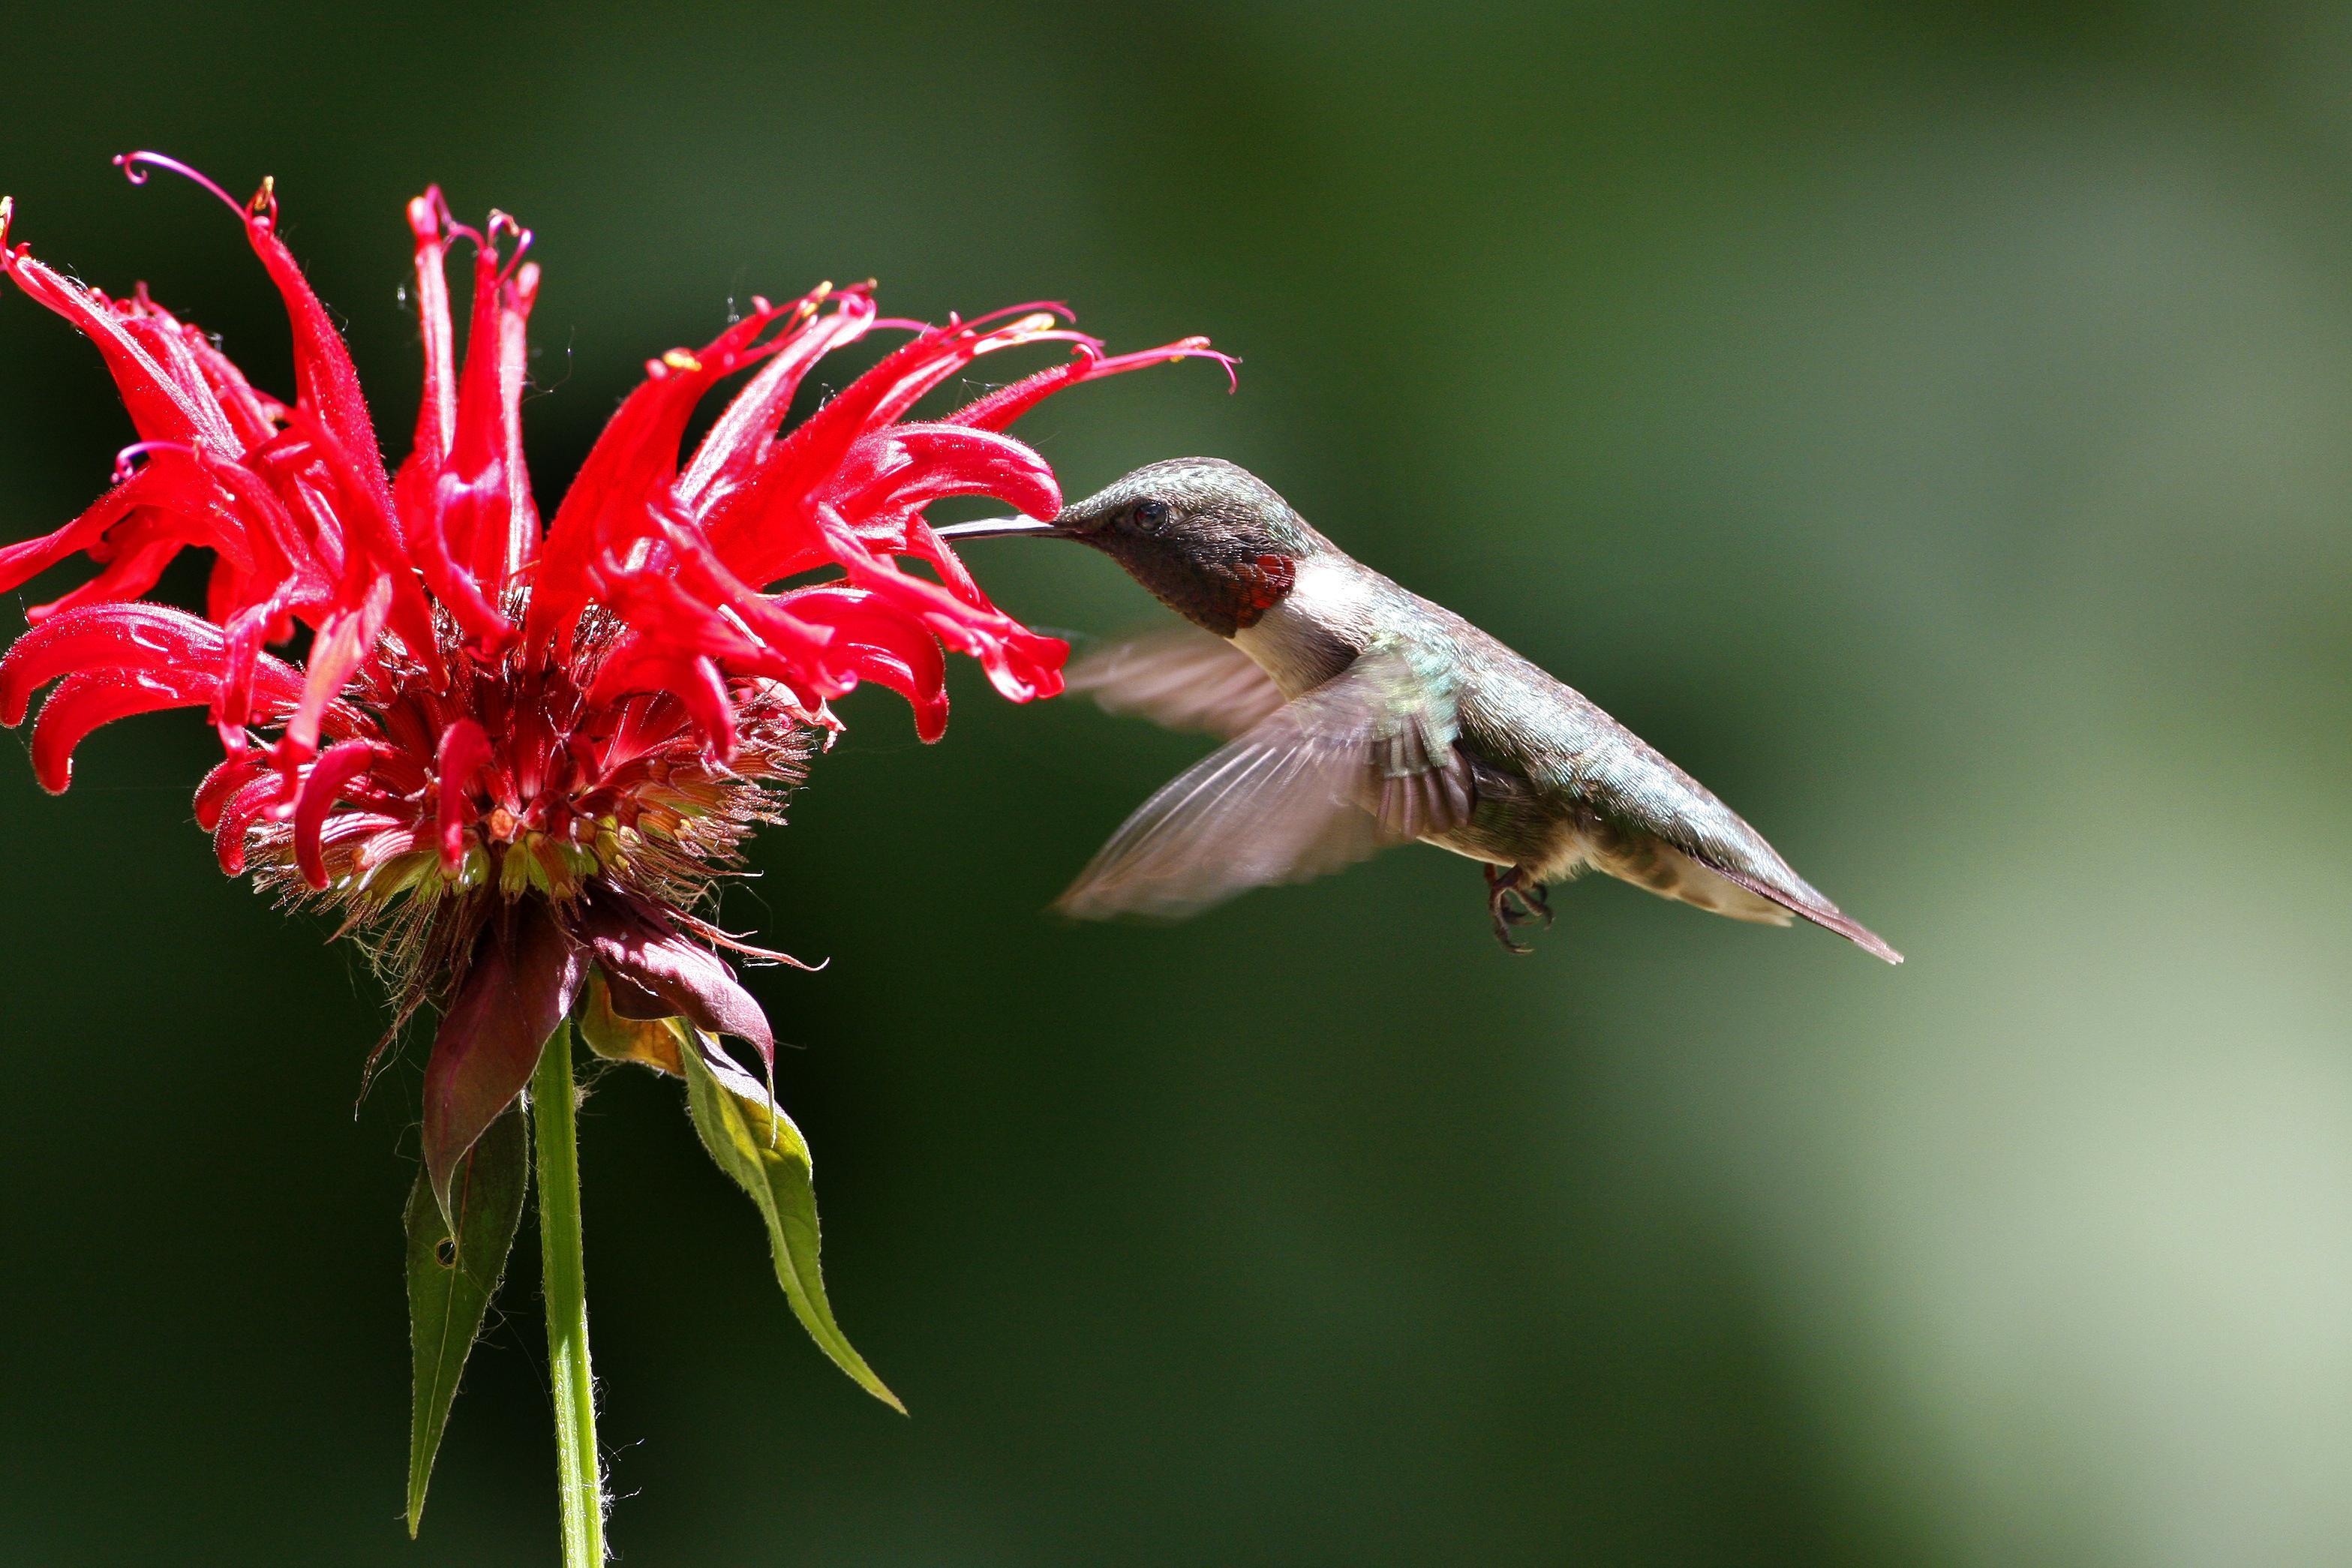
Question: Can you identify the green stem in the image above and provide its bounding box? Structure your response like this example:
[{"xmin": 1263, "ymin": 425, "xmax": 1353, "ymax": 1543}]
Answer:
[{"xmin": 532, "ymin": 1023, "xmax": 605, "ymax": 1567}]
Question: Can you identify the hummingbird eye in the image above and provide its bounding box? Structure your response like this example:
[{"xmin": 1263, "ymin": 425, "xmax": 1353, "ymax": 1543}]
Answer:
[{"xmin": 1132, "ymin": 499, "xmax": 1170, "ymax": 530}]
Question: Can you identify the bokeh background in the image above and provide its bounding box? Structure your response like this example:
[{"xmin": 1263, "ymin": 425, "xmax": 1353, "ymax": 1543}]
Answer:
[{"xmin": 4, "ymin": 3, "xmax": 2348, "ymax": 1563}]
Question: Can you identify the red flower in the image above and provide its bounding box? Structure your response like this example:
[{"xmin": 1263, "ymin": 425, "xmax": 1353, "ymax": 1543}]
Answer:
[{"xmin": 0, "ymin": 159, "xmax": 1227, "ymax": 1212}]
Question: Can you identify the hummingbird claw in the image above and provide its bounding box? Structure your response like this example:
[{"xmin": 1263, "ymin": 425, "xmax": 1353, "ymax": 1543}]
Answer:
[{"xmin": 1485, "ymin": 864, "xmax": 1549, "ymax": 954}]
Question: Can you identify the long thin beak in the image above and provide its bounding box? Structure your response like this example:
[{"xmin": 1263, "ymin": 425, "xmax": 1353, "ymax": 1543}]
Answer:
[{"xmin": 930, "ymin": 515, "xmax": 1068, "ymax": 541}]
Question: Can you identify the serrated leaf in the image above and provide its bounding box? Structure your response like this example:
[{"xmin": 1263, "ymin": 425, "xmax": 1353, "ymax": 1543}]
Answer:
[
  {"xmin": 681, "ymin": 1037, "xmax": 903, "ymax": 1412},
  {"xmin": 404, "ymin": 1106, "xmax": 530, "ymax": 1536}
]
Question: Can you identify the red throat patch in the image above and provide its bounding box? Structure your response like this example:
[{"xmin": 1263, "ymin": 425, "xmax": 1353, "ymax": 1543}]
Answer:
[{"xmin": 1232, "ymin": 552, "xmax": 1296, "ymax": 627}]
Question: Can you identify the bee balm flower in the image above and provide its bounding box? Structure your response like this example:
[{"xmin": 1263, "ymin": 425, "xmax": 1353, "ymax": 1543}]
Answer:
[{"xmin": 0, "ymin": 159, "xmax": 1225, "ymax": 1217}]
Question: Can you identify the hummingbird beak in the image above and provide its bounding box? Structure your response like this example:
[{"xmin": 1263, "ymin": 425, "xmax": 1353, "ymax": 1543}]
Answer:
[{"xmin": 930, "ymin": 515, "xmax": 1070, "ymax": 542}]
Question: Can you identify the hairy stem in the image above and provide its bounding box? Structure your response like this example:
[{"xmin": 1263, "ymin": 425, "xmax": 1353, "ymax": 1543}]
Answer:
[{"xmin": 532, "ymin": 1023, "xmax": 604, "ymax": 1566}]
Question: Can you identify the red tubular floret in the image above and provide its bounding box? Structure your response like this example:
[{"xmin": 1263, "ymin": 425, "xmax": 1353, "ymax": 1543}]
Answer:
[
  {"xmin": 30, "ymin": 668, "xmax": 219, "ymax": 793},
  {"xmin": 212, "ymin": 771, "xmax": 283, "ymax": 874},
  {"xmin": 432, "ymin": 717, "xmax": 492, "ymax": 873},
  {"xmin": 194, "ymin": 750, "xmax": 272, "ymax": 831},
  {"xmin": 293, "ymin": 739, "xmax": 384, "ymax": 889},
  {"xmin": 0, "ymin": 602, "xmax": 228, "ymax": 726}
]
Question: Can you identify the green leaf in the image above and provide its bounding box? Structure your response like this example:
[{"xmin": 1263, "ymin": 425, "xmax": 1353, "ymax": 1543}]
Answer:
[
  {"xmin": 404, "ymin": 1106, "xmax": 530, "ymax": 1536},
  {"xmin": 681, "ymin": 1037, "xmax": 904, "ymax": 1412}
]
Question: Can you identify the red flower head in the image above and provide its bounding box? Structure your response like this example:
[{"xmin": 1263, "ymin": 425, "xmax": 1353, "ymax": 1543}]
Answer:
[{"xmin": 0, "ymin": 158, "xmax": 1228, "ymax": 1216}]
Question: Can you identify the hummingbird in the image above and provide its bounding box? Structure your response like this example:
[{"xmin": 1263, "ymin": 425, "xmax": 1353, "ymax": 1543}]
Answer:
[{"xmin": 936, "ymin": 458, "xmax": 1900, "ymax": 961}]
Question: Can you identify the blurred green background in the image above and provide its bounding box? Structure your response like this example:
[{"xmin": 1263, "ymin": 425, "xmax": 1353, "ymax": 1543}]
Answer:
[{"xmin": 5, "ymin": 2, "xmax": 2349, "ymax": 1563}]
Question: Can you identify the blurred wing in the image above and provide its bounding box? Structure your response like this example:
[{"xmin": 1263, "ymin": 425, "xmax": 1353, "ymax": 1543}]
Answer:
[
  {"xmin": 1056, "ymin": 652, "xmax": 1472, "ymax": 921},
  {"xmin": 1065, "ymin": 624, "xmax": 1287, "ymax": 739}
]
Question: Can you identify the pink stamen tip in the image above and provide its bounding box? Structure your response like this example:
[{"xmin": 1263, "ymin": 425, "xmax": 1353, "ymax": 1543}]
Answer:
[
  {"xmin": 964, "ymin": 300, "xmax": 1076, "ymax": 332},
  {"xmin": 113, "ymin": 152, "xmax": 251, "ymax": 223},
  {"xmin": 1196, "ymin": 346, "xmax": 1243, "ymax": 392},
  {"xmin": 484, "ymin": 211, "xmax": 534, "ymax": 275},
  {"xmin": 975, "ymin": 325, "xmax": 1100, "ymax": 358},
  {"xmin": 1097, "ymin": 338, "xmax": 1240, "ymax": 391},
  {"xmin": 111, "ymin": 439, "xmax": 195, "ymax": 483}
]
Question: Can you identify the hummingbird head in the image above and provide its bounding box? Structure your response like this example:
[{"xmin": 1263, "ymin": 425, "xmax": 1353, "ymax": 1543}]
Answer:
[{"xmin": 937, "ymin": 458, "xmax": 1327, "ymax": 636}]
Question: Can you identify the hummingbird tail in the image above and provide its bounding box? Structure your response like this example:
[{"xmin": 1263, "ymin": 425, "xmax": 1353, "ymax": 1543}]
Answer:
[{"xmin": 1708, "ymin": 864, "xmax": 1904, "ymax": 965}]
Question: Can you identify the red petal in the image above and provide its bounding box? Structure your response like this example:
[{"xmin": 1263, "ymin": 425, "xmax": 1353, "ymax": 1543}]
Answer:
[
  {"xmin": 0, "ymin": 602, "xmax": 227, "ymax": 726},
  {"xmin": 698, "ymin": 332, "xmax": 978, "ymax": 586},
  {"xmin": 835, "ymin": 422, "xmax": 1061, "ymax": 528},
  {"xmin": 434, "ymin": 716, "xmax": 491, "ymax": 873},
  {"xmin": 281, "ymin": 574, "xmax": 392, "ymax": 764},
  {"xmin": 26, "ymin": 527, "xmax": 182, "ymax": 623},
  {"xmin": 212, "ymin": 770, "xmax": 282, "ymax": 874},
  {"xmin": 272, "ymin": 404, "xmax": 440, "ymax": 668},
  {"xmin": 812, "ymin": 503, "xmax": 1067, "ymax": 702},
  {"xmin": 781, "ymin": 584, "xmax": 951, "ymax": 742},
  {"xmin": 29, "ymin": 668, "xmax": 217, "ymax": 793},
  {"xmin": 392, "ymin": 208, "xmax": 539, "ymax": 648},
  {"xmin": 403, "ymin": 191, "xmax": 459, "ymax": 473},
  {"xmin": 0, "ymin": 460, "xmax": 185, "ymax": 602},
  {"xmin": 293, "ymin": 740, "xmax": 382, "ymax": 890},
  {"xmin": 0, "ymin": 250, "xmax": 243, "ymax": 448},
  {"xmin": 239, "ymin": 204, "xmax": 397, "ymax": 526},
  {"xmin": 676, "ymin": 287, "xmax": 877, "ymax": 514},
  {"xmin": 194, "ymin": 749, "xmax": 271, "ymax": 832}
]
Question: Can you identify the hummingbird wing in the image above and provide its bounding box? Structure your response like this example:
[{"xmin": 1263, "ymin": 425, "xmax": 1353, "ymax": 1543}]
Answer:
[
  {"xmin": 1065, "ymin": 624, "xmax": 1287, "ymax": 739},
  {"xmin": 1056, "ymin": 650, "xmax": 1473, "ymax": 921}
]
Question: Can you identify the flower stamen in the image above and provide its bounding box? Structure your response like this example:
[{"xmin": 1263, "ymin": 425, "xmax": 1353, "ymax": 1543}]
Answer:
[{"xmin": 113, "ymin": 151, "xmax": 249, "ymax": 219}]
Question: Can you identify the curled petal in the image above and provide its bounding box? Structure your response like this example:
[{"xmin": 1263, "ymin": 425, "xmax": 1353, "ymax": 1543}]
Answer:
[
  {"xmin": 404, "ymin": 190, "xmax": 459, "ymax": 473},
  {"xmin": 813, "ymin": 504, "xmax": 1067, "ymax": 704},
  {"xmin": 227, "ymin": 179, "xmax": 398, "ymax": 521},
  {"xmin": 29, "ymin": 668, "xmax": 218, "ymax": 793},
  {"xmin": 284, "ymin": 575, "xmax": 393, "ymax": 764},
  {"xmin": 0, "ymin": 459, "xmax": 192, "ymax": 605},
  {"xmin": 392, "ymin": 206, "xmax": 539, "ymax": 648},
  {"xmin": 27, "ymin": 529, "xmax": 182, "ymax": 623},
  {"xmin": 587, "ymin": 646, "xmax": 740, "ymax": 761},
  {"xmin": 0, "ymin": 602, "xmax": 230, "ymax": 726},
  {"xmin": 404, "ymin": 468, "xmax": 518, "ymax": 650},
  {"xmin": 781, "ymin": 584, "xmax": 951, "ymax": 741},
  {"xmin": 194, "ymin": 749, "xmax": 271, "ymax": 832},
  {"xmin": 211, "ymin": 771, "xmax": 283, "ymax": 874},
  {"xmin": 272, "ymin": 404, "xmax": 440, "ymax": 668},
  {"xmin": 421, "ymin": 903, "xmax": 584, "ymax": 1219},
  {"xmin": 836, "ymin": 422, "xmax": 1062, "ymax": 533},
  {"xmin": 293, "ymin": 740, "xmax": 383, "ymax": 889},
  {"xmin": 0, "ymin": 246, "xmax": 242, "ymax": 449}
]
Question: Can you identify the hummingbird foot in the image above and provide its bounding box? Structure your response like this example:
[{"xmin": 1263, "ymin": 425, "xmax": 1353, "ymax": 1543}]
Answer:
[{"xmin": 1484, "ymin": 864, "xmax": 1552, "ymax": 954}]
